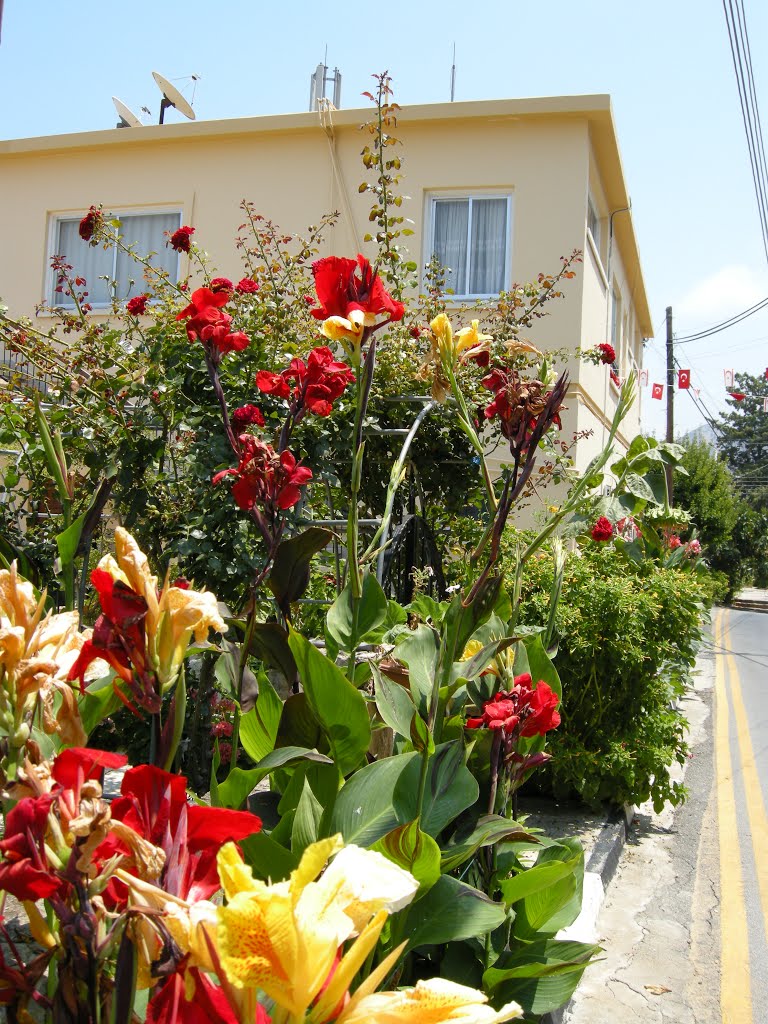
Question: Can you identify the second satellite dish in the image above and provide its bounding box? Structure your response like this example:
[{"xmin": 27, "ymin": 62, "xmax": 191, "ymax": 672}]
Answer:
[
  {"xmin": 152, "ymin": 72, "xmax": 196, "ymax": 123},
  {"xmin": 112, "ymin": 97, "xmax": 143, "ymax": 129}
]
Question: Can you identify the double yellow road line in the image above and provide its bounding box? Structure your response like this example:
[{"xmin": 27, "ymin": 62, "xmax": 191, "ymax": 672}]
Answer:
[{"xmin": 715, "ymin": 609, "xmax": 768, "ymax": 1022}]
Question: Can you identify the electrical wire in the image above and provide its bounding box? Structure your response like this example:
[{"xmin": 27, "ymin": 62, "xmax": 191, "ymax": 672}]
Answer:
[
  {"xmin": 674, "ymin": 294, "xmax": 768, "ymax": 344},
  {"xmin": 722, "ymin": 0, "xmax": 768, "ymax": 265}
]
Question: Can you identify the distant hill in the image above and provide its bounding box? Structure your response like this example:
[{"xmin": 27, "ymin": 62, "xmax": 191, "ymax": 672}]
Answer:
[{"xmin": 681, "ymin": 422, "xmax": 718, "ymax": 448}]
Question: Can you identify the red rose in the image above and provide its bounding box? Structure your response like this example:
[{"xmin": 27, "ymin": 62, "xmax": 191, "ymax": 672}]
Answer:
[
  {"xmin": 597, "ymin": 342, "xmax": 616, "ymax": 365},
  {"xmin": 210, "ymin": 277, "xmax": 233, "ymax": 294},
  {"xmin": 169, "ymin": 225, "xmax": 195, "ymax": 253},
  {"xmin": 235, "ymin": 277, "xmax": 260, "ymax": 294},
  {"xmin": 79, "ymin": 206, "xmax": 102, "ymax": 243},
  {"xmin": 126, "ymin": 293, "xmax": 149, "ymax": 316},
  {"xmin": 232, "ymin": 404, "xmax": 265, "ymax": 430},
  {"xmin": 590, "ymin": 516, "xmax": 613, "ymax": 542}
]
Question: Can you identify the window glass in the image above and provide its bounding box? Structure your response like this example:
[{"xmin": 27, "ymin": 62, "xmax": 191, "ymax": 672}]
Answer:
[
  {"xmin": 587, "ymin": 196, "xmax": 601, "ymax": 247},
  {"xmin": 52, "ymin": 211, "xmax": 180, "ymax": 307},
  {"xmin": 433, "ymin": 199, "xmax": 469, "ymax": 295},
  {"xmin": 431, "ymin": 194, "xmax": 510, "ymax": 297}
]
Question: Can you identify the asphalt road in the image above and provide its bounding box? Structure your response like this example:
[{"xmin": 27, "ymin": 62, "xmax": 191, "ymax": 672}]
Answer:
[
  {"xmin": 565, "ymin": 605, "xmax": 768, "ymax": 1024},
  {"xmin": 714, "ymin": 606, "xmax": 768, "ymax": 1022}
]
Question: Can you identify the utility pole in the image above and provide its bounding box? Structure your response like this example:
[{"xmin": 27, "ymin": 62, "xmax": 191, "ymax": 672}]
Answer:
[{"xmin": 665, "ymin": 305, "xmax": 674, "ymax": 505}]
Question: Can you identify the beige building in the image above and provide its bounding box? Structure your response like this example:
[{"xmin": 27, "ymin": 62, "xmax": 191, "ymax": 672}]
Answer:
[{"xmin": 0, "ymin": 94, "xmax": 651, "ymax": 475}]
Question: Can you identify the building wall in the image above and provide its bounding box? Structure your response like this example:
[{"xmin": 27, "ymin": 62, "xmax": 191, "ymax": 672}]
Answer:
[{"xmin": 0, "ymin": 100, "xmax": 650, "ymax": 491}]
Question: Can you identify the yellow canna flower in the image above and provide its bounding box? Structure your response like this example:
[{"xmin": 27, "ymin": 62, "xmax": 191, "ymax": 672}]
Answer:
[
  {"xmin": 455, "ymin": 320, "xmax": 493, "ymax": 364},
  {"xmin": 336, "ymin": 977, "xmax": 523, "ymax": 1024},
  {"xmin": 216, "ymin": 836, "xmax": 419, "ymax": 1021}
]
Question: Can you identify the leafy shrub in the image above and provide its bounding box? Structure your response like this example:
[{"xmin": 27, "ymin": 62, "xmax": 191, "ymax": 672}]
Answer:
[{"xmin": 517, "ymin": 544, "xmax": 708, "ymax": 810}]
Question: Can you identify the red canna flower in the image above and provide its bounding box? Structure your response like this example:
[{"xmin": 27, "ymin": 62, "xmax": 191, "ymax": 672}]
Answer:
[
  {"xmin": 126, "ymin": 293, "xmax": 149, "ymax": 316},
  {"xmin": 466, "ymin": 674, "xmax": 560, "ymax": 738},
  {"xmin": 79, "ymin": 206, "xmax": 102, "ymax": 243},
  {"xmin": 256, "ymin": 346, "xmax": 355, "ymax": 418},
  {"xmin": 176, "ymin": 287, "xmax": 250, "ymax": 358},
  {"xmin": 0, "ymin": 795, "xmax": 62, "ymax": 900},
  {"xmin": 668, "ymin": 534, "xmax": 682, "ymax": 549},
  {"xmin": 213, "ymin": 436, "xmax": 312, "ymax": 514},
  {"xmin": 235, "ymin": 277, "xmax": 260, "ymax": 294},
  {"xmin": 310, "ymin": 255, "xmax": 405, "ymax": 347},
  {"xmin": 107, "ymin": 763, "xmax": 261, "ymax": 901},
  {"xmin": 146, "ymin": 968, "xmax": 245, "ymax": 1024},
  {"xmin": 170, "ymin": 225, "xmax": 195, "ymax": 253},
  {"xmin": 231, "ymin": 404, "xmax": 265, "ymax": 430},
  {"xmin": 590, "ymin": 516, "xmax": 614, "ymax": 542}
]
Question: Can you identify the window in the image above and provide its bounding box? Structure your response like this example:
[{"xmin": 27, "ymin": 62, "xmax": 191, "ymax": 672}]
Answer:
[
  {"xmin": 587, "ymin": 195, "xmax": 601, "ymax": 249},
  {"xmin": 428, "ymin": 194, "xmax": 511, "ymax": 298},
  {"xmin": 50, "ymin": 210, "xmax": 181, "ymax": 307}
]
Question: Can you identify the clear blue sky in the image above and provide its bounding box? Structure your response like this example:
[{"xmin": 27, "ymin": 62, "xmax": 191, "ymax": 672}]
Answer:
[{"xmin": 2, "ymin": 0, "xmax": 768, "ymax": 438}]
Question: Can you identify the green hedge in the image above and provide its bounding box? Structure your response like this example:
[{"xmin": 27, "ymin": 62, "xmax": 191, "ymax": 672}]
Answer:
[{"xmin": 517, "ymin": 546, "xmax": 709, "ymax": 811}]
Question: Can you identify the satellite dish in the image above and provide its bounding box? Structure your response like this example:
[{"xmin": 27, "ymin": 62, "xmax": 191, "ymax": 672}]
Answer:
[
  {"xmin": 112, "ymin": 96, "xmax": 143, "ymax": 129},
  {"xmin": 152, "ymin": 71, "xmax": 196, "ymax": 123}
]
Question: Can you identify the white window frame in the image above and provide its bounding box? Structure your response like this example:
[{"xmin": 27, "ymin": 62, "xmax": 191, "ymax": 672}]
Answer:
[
  {"xmin": 46, "ymin": 206, "xmax": 182, "ymax": 309},
  {"xmin": 424, "ymin": 190, "xmax": 513, "ymax": 300},
  {"xmin": 587, "ymin": 194, "xmax": 601, "ymax": 250}
]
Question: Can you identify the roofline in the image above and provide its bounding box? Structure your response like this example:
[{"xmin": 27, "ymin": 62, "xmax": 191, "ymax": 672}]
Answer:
[{"xmin": 0, "ymin": 93, "xmax": 652, "ymax": 335}]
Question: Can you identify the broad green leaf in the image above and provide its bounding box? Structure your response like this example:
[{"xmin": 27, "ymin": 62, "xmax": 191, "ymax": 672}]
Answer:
[
  {"xmin": 330, "ymin": 752, "xmax": 417, "ymax": 846},
  {"xmin": 56, "ymin": 512, "xmax": 86, "ymax": 566},
  {"xmin": 623, "ymin": 472, "xmax": 656, "ymax": 503},
  {"xmin": 521, "ymin": 634, "xmax": 562, "ymax": 699},
  {"xmin": 405, "ymin": 874, "xmax": 506, "ymax": 948},
  {"xmin": 372, "ymin": 820, "xmax": 441, "ymax": 894},
  {"xmin": 513, "ymin": 839, "xmax": 584, "ymax": 939},
  {"xmin": 454, "ymin": 636, "xmax": 517, "ymax": 684},
  {"xmin": 407, "ymin": 593, "xmax": 446, "ymax": 625},
  {"xmin": 291, "ymin": 777, "xmax": 323, "ymax": 854},
  {"xmin": 441, "ymin": 814, "xmax": 538, "ymax": 873},
  {"xmin": 409, "ymin": 712, "xmax": 434, "ymax": 754},
  {"xmin": 216, "ymin": 747, "xmax": 332, "ymax": 809},
  {"xmin": 395, "ymin": 625, "xmax": 439, "ymax": 714},
  {"xmin": 441, "ymin": 575, "xmax": 503, "ymax": 668},
  {"xmin": 239, "ymin": 676, "xmax": 282, "ymax": 762},
  {"xmin": 498, "ymin": 860, "xmax": 577, "ymax": 907},
  {"xmin": 483, "ymin": 939, "xmax": 600, "ymax": 1015},
  {"xmin": 325, "ymin": 572, "xmax": 388, "ymax": 653},
  {"xmin": 394, "ymin": 741, "xmax": 478, "ymax": 837},
  {"xmin": 373, "ymin": 666, "xmax": 417, "ymax": 738},
  {"xmin": 288, "ymin": 630, "xmax": 371, "ymax": 776},
  {"xmin": 240, "ymin": 830, "xmax": 299, "ymax": 882},
  {"xmin": 277, "ymin": 692, "xmax": 322, "ymax": 750},
  {"xmin": 78, "ymin": 672, "xmax": 121, "ymax": 737},
  {"xmin": 249, "ymin": 622, "xmax": 297, "ymax": 691},
  {"xmin": 268, "ymin": 527, "xmax": 334, "ymax": 615}
]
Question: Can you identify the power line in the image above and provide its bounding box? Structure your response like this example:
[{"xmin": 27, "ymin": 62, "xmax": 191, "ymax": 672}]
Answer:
[
  {"xmin": 674, "ymin": 294, "xmax": 768, "ymax": 344},
  {"xmin": 722, "ymin": 0, "xmax": 768, "ymax": 264}
]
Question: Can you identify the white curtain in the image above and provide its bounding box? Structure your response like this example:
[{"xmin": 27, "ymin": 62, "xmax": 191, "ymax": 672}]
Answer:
[
  {"xmin": 54, "ymin": 213, "xmax": 181, "ymax": 306},
  {"xmin": 433, "ymin": 199, "xmax": 468, "ymax": 295},
  {"xmin": 54, "ymin": 219, "xmax": 112, "ymax": 306},
  {"xmin": 470, "ymin": 198, "xmax": 507, "ymax": 294},
  {"xmin": 115, "ymin": 213, "xmax": 180, "ymax": 298}
]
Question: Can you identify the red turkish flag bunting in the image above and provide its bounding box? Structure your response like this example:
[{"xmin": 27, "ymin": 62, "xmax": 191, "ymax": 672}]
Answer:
[
  {"xmin": 729, "ymin": 391, "xmax": 746, "ymax": 401},
  {"xmin": 678, "ymin": 369, "xmax": 691, "ymax": 389},
  {"xmin": 652, "ymin": 383, "xmax": 664, "ymax": 400}
]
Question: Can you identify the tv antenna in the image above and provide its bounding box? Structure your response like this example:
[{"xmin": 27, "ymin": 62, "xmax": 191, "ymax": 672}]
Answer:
[
  {"xmin": 152, "ymin": 71, "xmax": 197, "ymax": 124},
  {"xmin": 112, "ymin": 96, "xmax": 143, "ymax": 129},
  {"xmin": 450, "ymin": 43, "xmax": 456, "ymax": 102}
]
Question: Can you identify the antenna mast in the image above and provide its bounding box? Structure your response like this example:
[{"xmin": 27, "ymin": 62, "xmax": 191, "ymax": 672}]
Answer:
[{"xmin": 450, "ymin": 43, "xmax": 456, "ymax": 102}]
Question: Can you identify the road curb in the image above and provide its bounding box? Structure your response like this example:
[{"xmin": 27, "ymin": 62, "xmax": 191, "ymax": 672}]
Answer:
[{"xmin": 541, "ymin": 804, "xmax": 632, "ymax": 1024}]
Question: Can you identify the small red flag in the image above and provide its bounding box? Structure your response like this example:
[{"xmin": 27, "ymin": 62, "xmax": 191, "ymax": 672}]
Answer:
[
  {"xmin": 678, "ymin": 369, "xmax": 691, "ymax": 389},
  {"xmin": 728, "ymin": 391, "xmax": 746, "ymax": 401},
  {"xmin": 765, "ymin": 368, "xmax": 768, "ymax": 379},
  {"xmin": 652, "ymin": 383, "xmax": 664, "ymax": 400}
]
